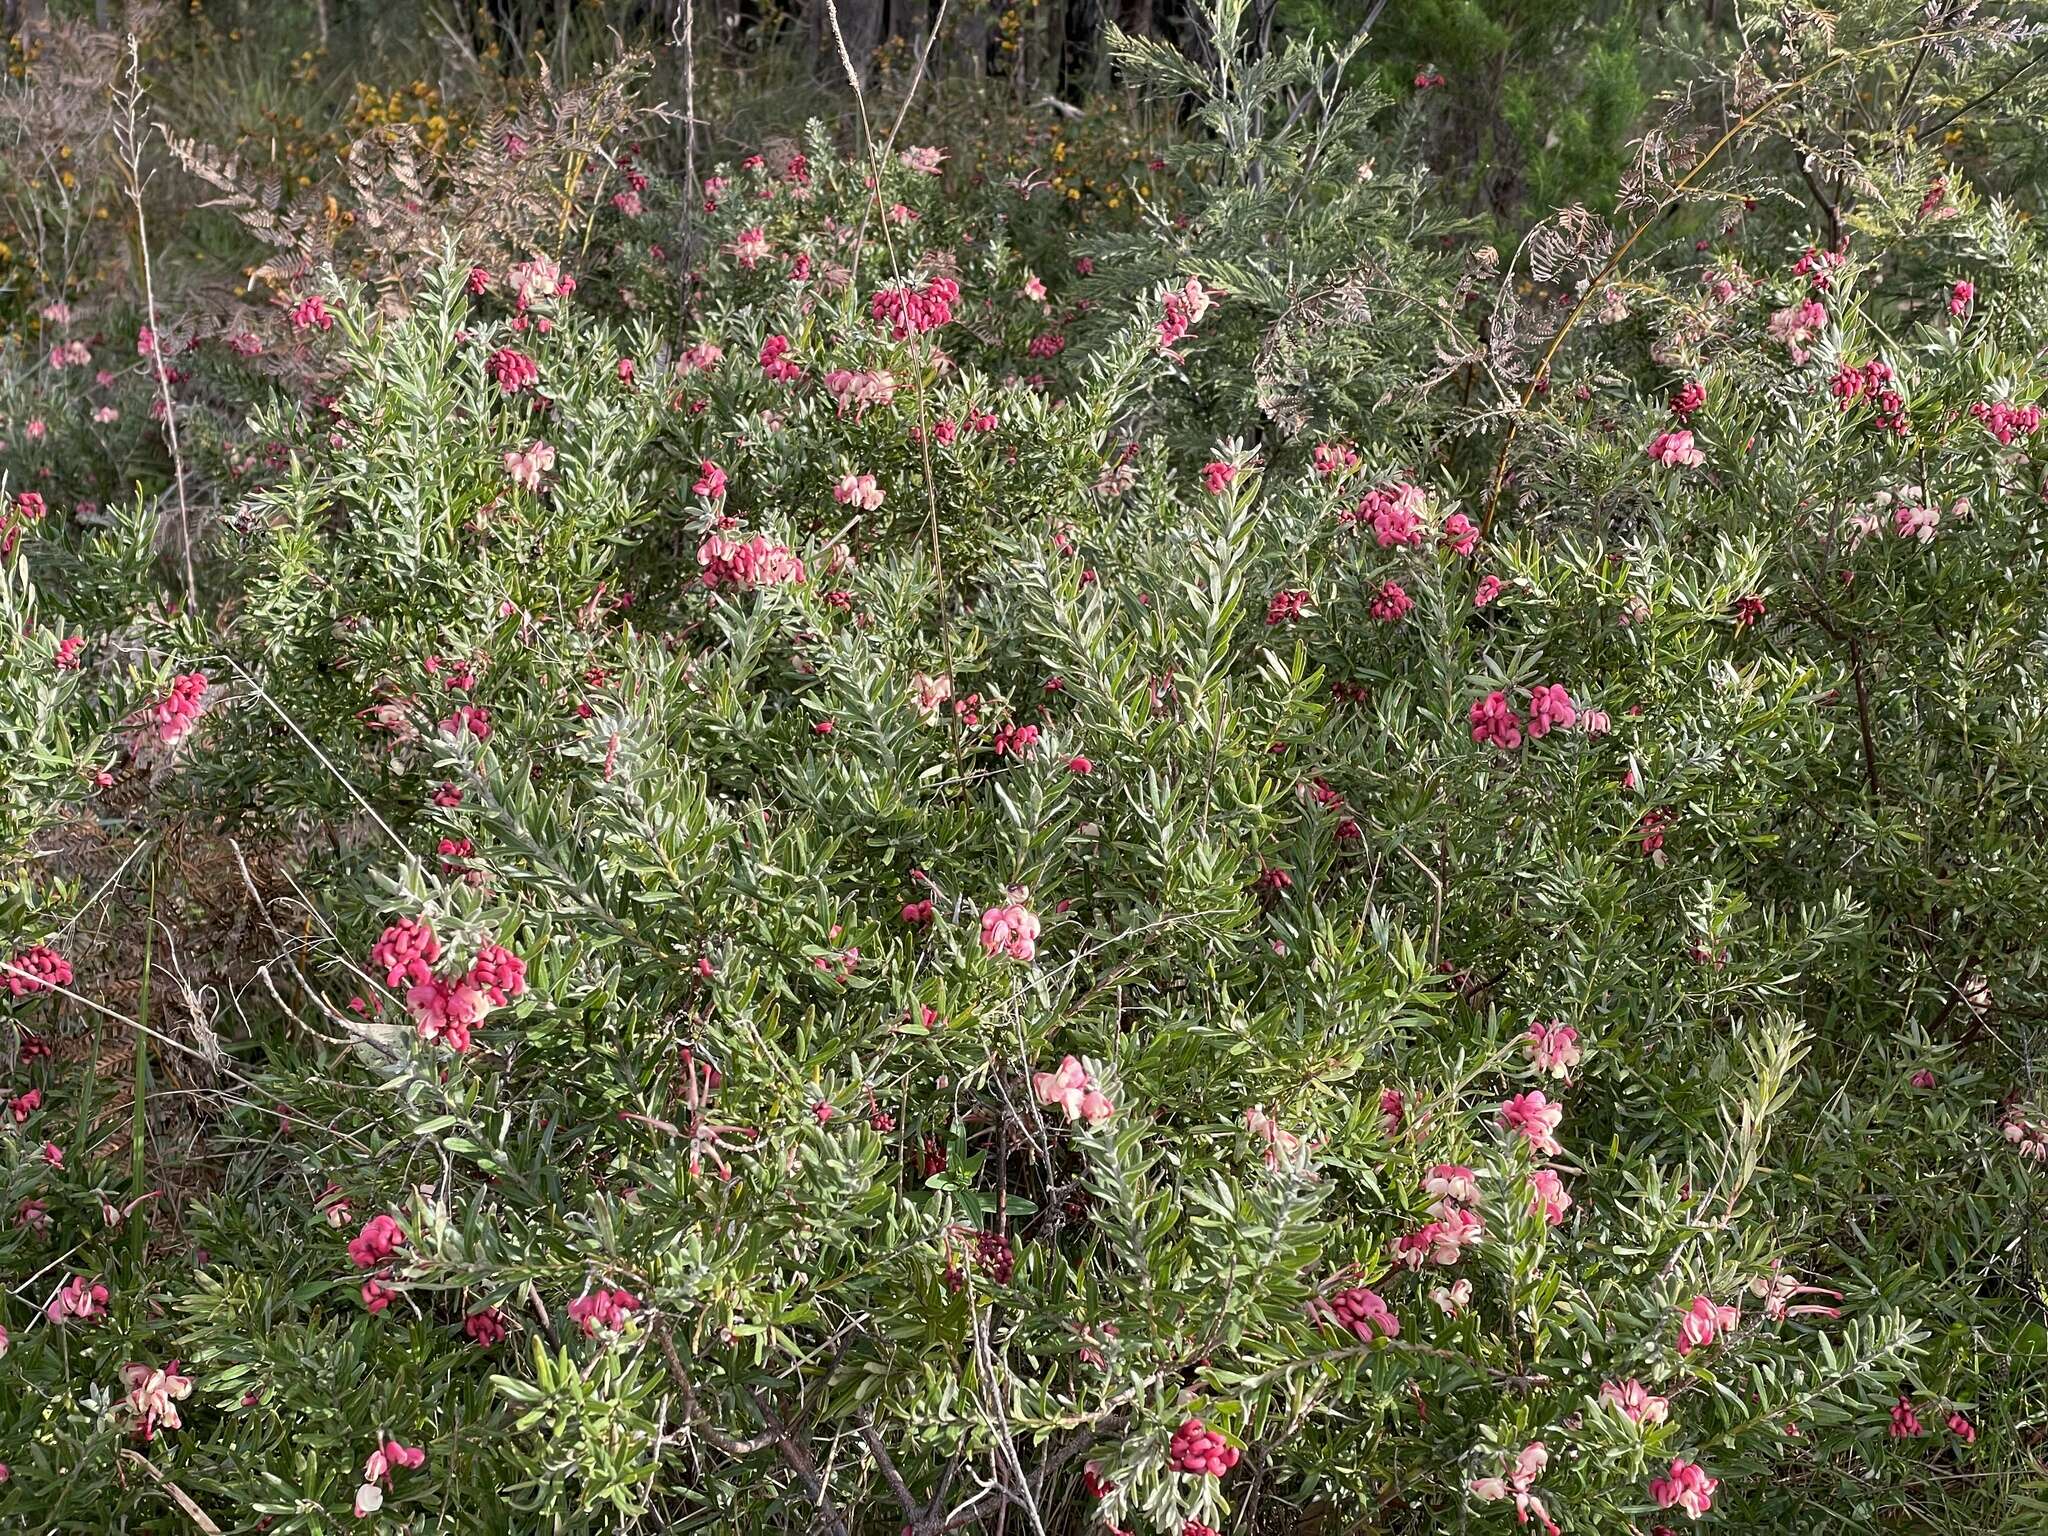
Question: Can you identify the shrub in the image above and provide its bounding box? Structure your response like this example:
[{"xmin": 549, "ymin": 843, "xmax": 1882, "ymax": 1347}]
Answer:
[{"xmin": 2, "ymin": 2, "xmax": 2047, "ymax": 1533}]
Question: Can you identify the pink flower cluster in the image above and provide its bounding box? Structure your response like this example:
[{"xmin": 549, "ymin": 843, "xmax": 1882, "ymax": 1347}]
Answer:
[
  {"xmin": 1646, "ymin": 429, "xmax": 1706, "ymax": 468},
  {"xmin": 289, "ymin": 294, "xmax": 335, "ymax": 332},
  {"xmin": 1350, "ymin": 480, "xmax": 1428, "ymax": 546},
  {"xmin": 823, "ymin": 368, "xmax": 897, "ymax": 415},
  {"xmin": 1168, "ymin": 1418, "xmax": 1239, "ymax": 1478},
  {"xmin": 568, "ymin": 1287, "xmax": 642, "ymax": 1336},
  {"xmin": 503, "ymin": 440, "xmax": 555, "ymax": 491},
  {"xmin": 1157, "ymin": 276, "xmax": 1216, "ymax": 354},
  {"xmin": 834, "ymin": 472, "xmax": 885, "ymax": 510},
  {"xmin": 1, "ymin": 490, "xmax": 45, "ymax": 556},
  {"xmin": 367, "ymin": 918, "xmax": 525, "ymax": 1052},
  {"xmin": 1266, "ymin": 588, "xmax": 1310, "ymax": 626},
  {"xmin": 1970, "ymin": 399, "xmax": 2041, "ymax": 445},
  {"xmin": 759, "ymin": 333, "xmax": 801, "ymax": 382},
  {"xmin": 1500, "ymin": 1091, "xmax": 1564, "ymax": 1156},
  {"xmin": 1831, "ymin": 359, "xmax": 1907, "ymax": 433},
  {"xmin": 1649, "ymin": 1457, "xmax": 1718, "ymax": 1519},
  {"xmin": 487, "ymin": 346, "xmax": 540, "ymax": 393},
  {"xmin": 870, "ymin": 276, "xmax": 961, "ymax": 340},
  {"xmin": 1675, "ymin": 1294, "xmax": 1739, "ymax": 1356},
  {"xmin": 348, "ymin": 1213, "xmax": 406, "ymax": 1269},
  {"xmin": 1767, "ymin": 298, "xmax": 1827, "ymax": 363},
  {"xmin": 1400, "ymin": 1163, "xmax": 1487, "ymax": 1268},
  {"xmin": 1370, "ymin": 580, "xmax": 1412, "ymax": 624},
  {"xmin": 1527, "ymin": 684, "xmax": 1575, "ymax": 737},
  {"xmin": 1324, "ymin": 1285, "xmax": 1400, "ymax": 1341},
  {"xmin": 1311, "ymin": 441, "xmax": 1359, "ymax": 478},
  {"xmin": 1469, "ymin": 1442, "xmax": 1559, "ymax": 1536},
  {"xmin": 117, "ymin": 1360, "xmax": 194, "ymax": 1442},
  {"xmin": 355, "ymin": 1439, "xmax": 426, "ymax": 1519},
  {"xmin": 5, "ymin": 944, "xmax": 72, "ymax": 997},
  {"xmin": 979, "ymin": 900, "xmax": 1040, "ymax": 961},
  {"xmin": 1600, "ymin": 1377, "xmax": 1671, "ymax": 1425},
  {"xmin": 698, "ymin": 532, "xmax": 806, "ymax": 591},
  {"xmin": 1524, "ymin": 1019, "xmax": 1580, "ymax": 1078},
  {"xmin": 143, "ymin": 672, "xmax": 209, "ymax": 746},
  {"xmin": 1469, "ymin": 691, "xmax": 1522, "ymax": 749},
  {"xmin": 1032, "ymin": 1055, "xmax": 1113, "ymax": 1124},
  {"xmin": 46, "ymin": 1275, "xmax": 109, "ymax": 1324}
]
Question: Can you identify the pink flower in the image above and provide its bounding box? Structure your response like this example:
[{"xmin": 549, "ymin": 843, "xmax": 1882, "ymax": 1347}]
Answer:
[
  {"xmin": 979, "ymin": 900, "xmax": 1040, "ymax": 962},
  {"xmin": 1246, "ymin": 1105, "xmax": 1313, "ymax": 1169},
  {"xmin": 1893, "ymin": 497, "xmax": 1939, "ymax": 542},
  {"xmin": 1970, "ymin": 400, "xmax": 2041, "ymax": 445},
  {"xmin": 1157, "ymin": 277, "xmax": 1217, "ymax": 353},
  {"xmin": 289, "ymin": 295, "xmax": 335, "ymax": 332},
  {"xmin": 1431, "ymin": 1279, "xmax": 1472, "ymax": 1315},
  {"xmin": 503, "ymin": 440, "xmax": 555, "ymax": 491},
  {"xmin": 1948, "ymin": 279, "xmax": 1974, "ymax": 316},
  {"xmin": 118, "ymin": 1360, "xmax": 194, "ymax": 1441},
  {"xmin": 693, "ymin": 459, "xmax": 728, "ymax": 499},
  {"xmin": 141, "ymin": 672, "xmax": 209, "ymax": 747},
  {"xmin": 408, "ymin": 975, "xmax": 488, "ymax": 1050},
  {"xmin": 1524, "ymin": 1020, "xmax": 1580, "ymax": 1077},
  {"xmin": 1670, "ymin": 379, "xmax": 1706, "ymax": 418},
  {"xmin": 1370, "ymin": 580, "xmax": 1412, "ymax": 623},
  {"xmin": 1646, "ymin": 430, "xmax": 1705, "ymax": 468},
  {"xmin": 567, "ymin": 1287, "xmax": 642, "ymax": 1336},
  {"xmin": 1649, "ymin": 1458, "xmax": 1718, "ymax": 1519},
  {"xmin": 698, "ymin": 533, "xmax": 806, "ymax": 591},
  {"xmin": 1948, "ymin": 1411, "xmax": 1976, "ymax": 1444},
  {"xmin": 1499, "ymin": 1091, "xmax": 1563, "ymax": 1155},
  {"xmin": 1311, "ymin": 441, "xmax": 1359, "ymax": 478},
  {"xmin": 1167, "ymin": 1418, "xmax": 1239, "ymax": 1478},
  {"xmin": 1324, "ymin": 1285, "xmax": 1400, "ymax": 1341},
  {"xmin": 1469, "ymin": 691, "xmax": 1524, "ymax": 750},
  {"xmin": 834, "ymin": 472, "xmax": 885, "ymax": 510},
  {"xmin": 487, "ymin": 347, "xmax": 539, "ymax": 393},
  {"xmin": 1768, "ymin": 298, "xmax": 1828, "ymax": 363},
  {"xmin": 1890, "ymin": 1394, "xmax": 1923, "ymax": 1438},
  {"xmin": 347, "ymin": 1213, "xmax": 406, "ymax": 1269},
  {"xmin": 1910, "ymin": 1068, "xmax": 1936, "ymax": 1089},
  {"xmin": 900, "ymin": 145, "xmax": 947, "ymax": 175},
  {"xmin": 1424, "ymin": 1164, "xmax": 1482, "ymax": 1204},
  {"xmin": 992, "ymin": 722, "xmax": 1040, "ymax": 757},
  {"xmin": 465, "ymin": 1308, "xmax": 508, "ymax": 1347},
  {"xmin": 1469, "ymin": 1443, "xmax": 1560, "ymax": 1536},
  {"xmin": 1600, "ymin": 1377, "xmax": 1671, "ymax": 1425},
  {"xmin": 46, "ymin": 1275, "xmax": 110, "ymax": 1324},
  {"xmin": 1526, "ymin": 684, "xmax": 1576, "ymax": 738},
  {"xmin": 1266, "ymin": 588, "xmax": 1311, "ymax": 626},
  {"xmin": 870, "ymin": 276, "xmax": 960, "ymax": 339},
  {"xmin": 5, "ymin": 944, "xmax": 72, "ymax": 998},
  {"xmin": 1529, "ymin": 1167, "xmax": 1572, "ymax": 1225},
  {"xmin": 1394, "ymin": 1206, "xmax": 1484, "ymax": 1267},
  {"xmin": 1473, "ymin": 574, "xmax": 1502, "ymax": 607},
  {"xmin": 1441, "ymin": 511, "xmax": 1479, "ymax": 555},
  {"xmin": 1354, "ymin": 481, "xmax": 1428, "ymax": 547},
  {"xmin": 356, "ymin": 1439, "xmax": 426, "ymax": 1517},
  {"xmin": 731, "ymin": 226, "xmax": 770, "ymax": 268},
  {"xmin": 1032, "ymin": 1055, "xmax": 1113, "ymax": 1125},
  {"xmin": 370, "ymin": 918, "xmax": 441, "ymax": 990},
  {"xmin": 1676, "ymin": 1294, "xmax": 1739, "ymax": 1356},
  {"xmin": 1200, "ymin": 461, "xmax": 1236, "ymax": 494}
]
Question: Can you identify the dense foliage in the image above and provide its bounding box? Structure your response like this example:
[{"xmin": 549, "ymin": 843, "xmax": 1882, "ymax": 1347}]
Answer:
[{"xmin": 3, "ymin": 0, "xmax": 2048, "ymax": 1532}]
